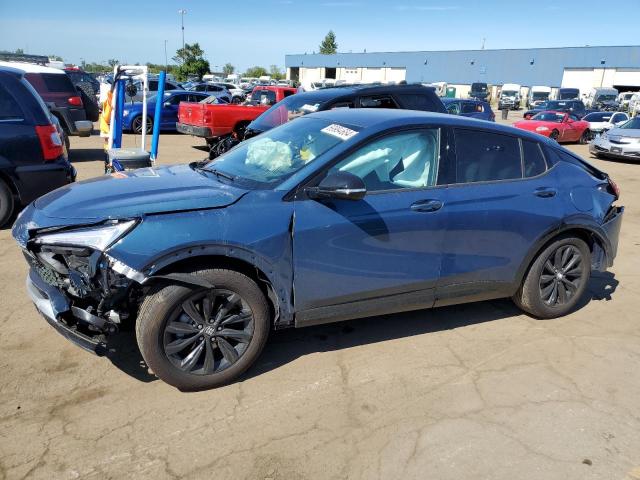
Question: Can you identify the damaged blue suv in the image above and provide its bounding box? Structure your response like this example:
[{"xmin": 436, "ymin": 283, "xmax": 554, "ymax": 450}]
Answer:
[{"xmin": 13, "ymin": 109, "xmax": 623, "ymax": 390}]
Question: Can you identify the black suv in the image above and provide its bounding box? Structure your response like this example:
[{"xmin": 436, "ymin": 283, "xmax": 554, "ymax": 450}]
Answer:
[
  {"xmin": 469, "ymin": 82, "xmax": 490, "ymax": 101},
  {"xmin": 0, "ymin": 62, "xmax": 93, "ymax": 139},
  {"xmin": 244, "ymin": 84, "xmax": 447, "ymax": 139},
  {"xmin": 523, "ymin": 100, "xmax": 592, "ymax": 120},
  {"xmin": 0, "ymin": 66, "xmax": 76, "ymax": 226}
]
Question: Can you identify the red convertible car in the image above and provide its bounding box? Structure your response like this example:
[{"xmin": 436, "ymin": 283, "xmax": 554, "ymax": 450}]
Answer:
[{"xmin": 513, "ymin": 111, "xmax": 591, "ymax": 144}]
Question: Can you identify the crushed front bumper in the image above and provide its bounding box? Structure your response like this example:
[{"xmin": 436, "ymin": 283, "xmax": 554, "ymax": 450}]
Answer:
[{"xmin": 26, "ymin": 269, "xmax": 108, "ymax": 355}]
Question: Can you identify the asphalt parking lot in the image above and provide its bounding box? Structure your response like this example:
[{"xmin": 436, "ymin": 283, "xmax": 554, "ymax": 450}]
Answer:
[{"xmin": 1, "ymin": 119, "xmax": 640, "ymax": 480}]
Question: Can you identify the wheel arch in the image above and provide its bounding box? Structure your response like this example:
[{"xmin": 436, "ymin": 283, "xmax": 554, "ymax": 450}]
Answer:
[
  {"xmin": 514, "ymin": 225, "xmax": 610, "ymax": 290},
  {"xmin": 143, "ymin": 247, "xmax": 294, "ymax": 329}
]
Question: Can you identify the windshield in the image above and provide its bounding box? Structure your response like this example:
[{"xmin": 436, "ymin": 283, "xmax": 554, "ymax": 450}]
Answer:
[
  {"xmin": 559, "ymin": 89, "xmax": 579, "ymax": 99},
  {"xmin": 502, "ymin": 90, "xmax": 518, "ymax": 97},
  {"xmin": 622, "ymin": 93, "xmax": 634, "ymax": 100},
  {"xmin": 597, "ymin": 94, "xmax": 617, "ymax": 102},
  {"xmin": 618, "ymin": 117, "xmax": 640, "ymax": 130},
  {"xmin": 584, "ymin": 112, "xmax": 611, "ymax": 122},
  {"xmin": 532, "ymin": 92, "xmax": 550, "ymax": 100},
  {"xmin": 471, "ymin": 83, "xmax": 487, "ymax": 92},
  {"xmin": 547, "ymin": 101, "xmax": 573, "ymax": 110},
  {"xmin": 249, "ymin": 93, "xmax": 328, "ymax": 132},
  {"xmin": 533, "ymin": 112, "xmax": 564, "ymax": 123},
  {"xmin": 204, "ymin": 117, "xmax": 359, "ymax": 188}
]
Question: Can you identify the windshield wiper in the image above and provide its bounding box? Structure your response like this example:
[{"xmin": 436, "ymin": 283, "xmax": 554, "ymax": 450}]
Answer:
[{"xmin": 195, "ymin": 165, "xmax": 235, "ymax": 182}]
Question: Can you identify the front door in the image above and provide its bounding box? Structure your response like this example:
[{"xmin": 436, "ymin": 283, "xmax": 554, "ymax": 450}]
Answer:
[{"xmin": 292, "ymin": 127, "xmax": 449, "ymax": 326}]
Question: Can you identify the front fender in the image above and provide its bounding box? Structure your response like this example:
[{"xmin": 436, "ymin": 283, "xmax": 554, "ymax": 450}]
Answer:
[{"xmin": 106, "ymin": 192, "xmax": 295, "ymax": 324}]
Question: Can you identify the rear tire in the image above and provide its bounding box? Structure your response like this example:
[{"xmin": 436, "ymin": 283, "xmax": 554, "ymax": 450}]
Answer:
[
  {"xmin": 513, "ymin": 236, "xmax": 591, "ymax": 319},
  {"xmin": 136, "ymin": 268, "xmax": 270, "ymax": 390},
  {"xmin": 579, "ymin": 130, "xmax": 591, "ymax": 144},
  {"xmin": 0, "ymin": 179, "xmax": 14, "ymax": 227},
  {"xmin": 132, "ymin": 116, "xmax": 153, "ymax": 134}
]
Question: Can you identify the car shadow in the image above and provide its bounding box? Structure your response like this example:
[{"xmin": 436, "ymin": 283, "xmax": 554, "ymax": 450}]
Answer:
[{"xmin": 103, "ymin": 272, "xmax": 619, "ymax": 387}]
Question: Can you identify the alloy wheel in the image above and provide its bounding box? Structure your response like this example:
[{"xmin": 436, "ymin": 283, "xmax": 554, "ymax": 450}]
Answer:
[
  {"xmin": 132, "ymin": 116, "xmax": 152, "ymax": 134},
  {"xmin": 538, "ymin": 245, "xmax": 584, "ymax": 306},
  {"xmin": 163, "ymin": 289, "xmax": 254, "ymax": 375}
]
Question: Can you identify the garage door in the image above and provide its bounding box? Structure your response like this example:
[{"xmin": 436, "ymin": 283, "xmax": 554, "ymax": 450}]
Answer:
[
  {"xmin": 613, "ymin": 69, "xmax": 640, "ymax": 87},
  {"xmin": 561, "ymin": 69, "xmax": 596, "ymax": 96}
]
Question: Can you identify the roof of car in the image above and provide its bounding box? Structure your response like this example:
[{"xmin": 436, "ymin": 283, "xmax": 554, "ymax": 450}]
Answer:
[
  {"xmin": 0, "ymin": 61, "xmax": 65, "ymax": 74},
  {"xmin": 307, "ymin": 108, "xmax": 554, "ymax": 143},
  {"xmin": 0, "ymin": 65, "xmax": 25, "ymax": 77}
]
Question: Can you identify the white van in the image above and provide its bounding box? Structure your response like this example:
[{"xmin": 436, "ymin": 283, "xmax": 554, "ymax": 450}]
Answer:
[
  {"xmin": 585, "ymin": 87, "xmax": 619, "ymax": 109},
  {"xmin": 499, "ymin": 83, "xmax": 522, "ymax": 110},
  {"xmin": 527, "ymin": 86, "xmax": 551, "ymax": 108}
]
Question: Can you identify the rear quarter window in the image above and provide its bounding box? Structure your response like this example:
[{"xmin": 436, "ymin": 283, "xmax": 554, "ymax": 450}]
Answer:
[
  {"xmin": 395, "ymin": 93, "xmax": 442, "ymax": 112},
  {"xmin": 0, "ymin": 83, "xmax": 25, "ymax": 121},
  {"xmin": 37, "ymin": 73, "xmax": 76, "ymax": 93}
]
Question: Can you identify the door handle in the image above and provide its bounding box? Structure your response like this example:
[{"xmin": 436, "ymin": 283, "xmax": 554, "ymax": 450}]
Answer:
[
  {"xmin": 534, "ymin": 187, "xmax": 557, "ymax": 198},
  {"xmin": 411, "ymin": 199, "xmax": 443, "ymax": 212}
]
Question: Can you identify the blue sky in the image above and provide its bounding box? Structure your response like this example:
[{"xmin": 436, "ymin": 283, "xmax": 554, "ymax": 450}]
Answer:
[{"xmin": 1, "ymin": 0, "xmax": 639, "ymax": 72}]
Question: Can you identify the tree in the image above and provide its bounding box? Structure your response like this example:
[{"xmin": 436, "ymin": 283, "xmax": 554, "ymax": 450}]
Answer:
[
  {"xmin": 223, "ymin": 63, "xmax": 235, "ymax": 76},
  {"xmin": 108, "ymin": 58, "xmax": 120, "ymax": 67},
  {"xmin": 269, "ymin": 65, "xmax": 284, "ymax": 80},
  {"xmin": 15, "ymin": 48, "xmax": 24, "ymax": 55},
  {"xmin": 172, "ymin": 43, "xmax": 210, "ymax": 80},
  {"xmin": 244, "ymin": 66, "xmax": 268, "ymax": 78},
  {"xmin": 49, "ymin": 54, "xmax": 63, "ymax": 61},
  {"xmin": 319, "ymin": 30, "xmax": 337, "ymax": 55}
]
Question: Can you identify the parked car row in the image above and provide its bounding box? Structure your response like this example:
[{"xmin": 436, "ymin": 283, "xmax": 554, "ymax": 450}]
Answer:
[{"xmin": 0, "ymin": 65, "xmax": 76, "ymax": 226}]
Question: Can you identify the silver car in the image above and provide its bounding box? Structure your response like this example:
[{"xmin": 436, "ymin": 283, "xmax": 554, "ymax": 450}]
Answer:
[{"xmin": 590, "ymin": 117, "xmax": 640, "ymax": 160}]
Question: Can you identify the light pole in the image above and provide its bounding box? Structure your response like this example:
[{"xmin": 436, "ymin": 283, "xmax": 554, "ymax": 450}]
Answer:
[
  {"xmin": 178, "ymin": 9, "xmax": 187, "ymax": 52},
  {"xmin": 164, "ymin": 40, "xmax": 168, "ymax": 71}
]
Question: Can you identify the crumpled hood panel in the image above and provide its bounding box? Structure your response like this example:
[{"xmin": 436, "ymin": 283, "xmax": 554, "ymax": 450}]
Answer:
[{"xmin": 34, "ymin": 164, "xmax": 248, "ymax": 220}]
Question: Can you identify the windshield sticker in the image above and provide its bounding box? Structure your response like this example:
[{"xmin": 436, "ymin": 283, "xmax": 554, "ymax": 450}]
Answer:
[
  {"xmin": 321, "ymin": 124, "xmax": 358, "ymax": 141},
  {"xmin": 300, "ymin": 104, "xmax": 319, "ymax": 113}
]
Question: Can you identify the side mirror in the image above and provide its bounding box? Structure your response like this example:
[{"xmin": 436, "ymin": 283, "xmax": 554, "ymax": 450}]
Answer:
[
  {"xmin": 306, "ymin": 172, "xmax": 366, "ymax": 201},
  {"xmin": 163, "ymin": 102, "xmax": 171, "ymax": 107}
]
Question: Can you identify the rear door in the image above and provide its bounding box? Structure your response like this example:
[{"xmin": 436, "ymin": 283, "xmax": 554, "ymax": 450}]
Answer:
[{"xmin": 436, "ymin": 128, "xmax": 563, "ymax": 305}]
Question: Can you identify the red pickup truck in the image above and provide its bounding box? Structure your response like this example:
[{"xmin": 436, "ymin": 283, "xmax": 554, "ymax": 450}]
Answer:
[{"xmin": 176, "ymin": 86, "xmax": 297, "ymax": 146}]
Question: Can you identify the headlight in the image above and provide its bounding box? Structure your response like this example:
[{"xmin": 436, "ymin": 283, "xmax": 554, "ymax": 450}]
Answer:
[
  {"xmin": 34, "ymin": 220, "xmax": 136, "ymax": 251},
  {"xmin": 536, "ymin": 126, "xmax": 549, "ymax": 132}
]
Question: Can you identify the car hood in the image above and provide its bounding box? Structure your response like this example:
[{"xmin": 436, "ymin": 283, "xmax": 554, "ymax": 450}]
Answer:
[
  {"xmin": 606, "ymin": 128, "xmax": 640, "ymax": 138},
  {"xmin": 33, "ymin": 164, "xmax": 248, "ymax": 220}
]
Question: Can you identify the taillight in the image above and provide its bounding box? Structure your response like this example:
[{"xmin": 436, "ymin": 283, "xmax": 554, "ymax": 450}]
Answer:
[
  {"xmin": 35, "ymin": 125, "xmax": 64, "ymax": 161},
  {"xmin": 608, "ymin": 177, "xmax": 620, "ymax": 199},
  {"xmin": 68, "ymin": 96, "xmax": 83, "ymax": 107}
]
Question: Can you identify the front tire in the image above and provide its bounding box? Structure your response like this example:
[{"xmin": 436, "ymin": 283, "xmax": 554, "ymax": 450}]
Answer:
[
  {"xmin": 0, "ymin": 179, "xmax": 15, "ymax": 227},
  {"xmin": 136, "ymin": 268, "xmax": 270, "ymax": 390},
  {"xmin": 513, "ymin": 236, "xmax": 591, "ymax": 318},
  {"xmin": 579, "ymin": 129, "xmax": 591, "ymax": 144},
  {"xmin": 132, "ymin": 116, "xmax": 153, "ymax": 134}
]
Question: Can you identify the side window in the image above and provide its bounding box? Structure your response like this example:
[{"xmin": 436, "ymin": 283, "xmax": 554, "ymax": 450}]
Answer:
[
  {"xmin": 168, "ymin": 94, "xmax": 186, "ymax": 105},
  {"xmin": 329, "ymin": 129, "xmax": 441, "ymax": 192},
  {"xmin": 148, "ymin": 80, "xmax": 159, "ymax": 91},
  {"xmin": 461, "ymin": 102, "xmax": 478, "ymax": 114},
  {"xmin": 446, "ymin": 102, "xmax": 460, "ymax": 115},
  {"xmin": 522, "ymin": 140, "xmax": 547, "ymax": 177},
  {"xmin": 0, "ymin": 84, "xmax": 25, "ymax": 121},
  {"xmin": 453, "ymin": 129, "xmax": 522, "ymax": 183},
  {"xmin": 328, "ymin": 100, "xmax": 355, "ymax": 109},
  {"xmin": 395, "ymin": 93, "xmax": 439, "ymax": 111},
  {"xmin": 283, "ymin": 90, "xmax": 296, "ymax": 98},
  {"xmin": 569, "ymin": 113, "xmax": 580, "ymax": 122},
  {"xmin": 359, "ymin": 96, "xmax": 398, "ymax": 109}
]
